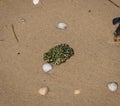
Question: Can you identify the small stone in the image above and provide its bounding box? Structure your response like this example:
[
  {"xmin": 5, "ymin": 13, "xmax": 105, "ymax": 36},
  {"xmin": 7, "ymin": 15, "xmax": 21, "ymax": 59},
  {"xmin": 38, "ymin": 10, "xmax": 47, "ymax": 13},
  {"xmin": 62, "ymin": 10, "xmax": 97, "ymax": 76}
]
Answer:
[
  {"xmin": 42, "ymin": 63, "xmax": 53, "ymax": 72},
  {"xmin": 38, "ymin": 87, "xmax": 49, "ymax": 96},
  {"xmin": 33, "ymin": 0, "xmax": 39, "ymax": 5},
  {"xmin": 57, "ymin": 22, "xmax": 67, "ymax": 29},
  {"xmin": 107, "ymin": 82, "xmax": 118, "ymax": 92},
  {"xmin": 74, "ymin": 89, "xmax": 80, "ymax": 95}
]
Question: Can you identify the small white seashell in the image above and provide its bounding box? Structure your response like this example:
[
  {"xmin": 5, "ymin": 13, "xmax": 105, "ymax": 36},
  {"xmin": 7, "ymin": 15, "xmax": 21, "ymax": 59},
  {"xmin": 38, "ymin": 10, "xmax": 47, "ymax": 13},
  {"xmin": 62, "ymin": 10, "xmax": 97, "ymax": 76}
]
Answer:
[
  {"xmin": 74, "ymin": 89, "xmax": 80, "ymax": 95},
  {"xmin": 18, "ymin": 17, "xmax": 26, "ymax": 24},
  {"xmin": 42, "ymin": 63, "xmax": 53, "ymax": 72},
  {"xmin": 57, "ymin": 22, "xmax": 67, "ymax": 29},
  {"xmin": 107, "ymin": 82, "xmax": 118, "ymax": 92},
  {"xmin": 38, "ymin": 87, "xmax": 49, "ymax": 96},
  {"xmin": 33, "ymin": 0, "xmax": 39, "ymax": 5}
]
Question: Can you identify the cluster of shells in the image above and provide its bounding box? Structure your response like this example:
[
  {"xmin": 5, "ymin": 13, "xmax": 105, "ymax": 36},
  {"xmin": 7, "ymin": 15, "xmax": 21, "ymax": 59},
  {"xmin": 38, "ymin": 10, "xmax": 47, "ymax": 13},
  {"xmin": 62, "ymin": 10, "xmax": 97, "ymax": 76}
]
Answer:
[{"xmin": 33, "ymin": 0, "xmax": 119, "ymax": 96}]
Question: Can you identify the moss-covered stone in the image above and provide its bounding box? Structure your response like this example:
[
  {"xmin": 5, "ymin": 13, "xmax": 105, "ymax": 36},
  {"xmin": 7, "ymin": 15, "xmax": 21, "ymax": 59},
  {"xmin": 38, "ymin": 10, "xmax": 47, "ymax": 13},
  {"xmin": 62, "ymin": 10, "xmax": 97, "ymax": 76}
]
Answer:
[{"xmin": 43, "ymin": 44, "xmax": 74, "ymax": 65}]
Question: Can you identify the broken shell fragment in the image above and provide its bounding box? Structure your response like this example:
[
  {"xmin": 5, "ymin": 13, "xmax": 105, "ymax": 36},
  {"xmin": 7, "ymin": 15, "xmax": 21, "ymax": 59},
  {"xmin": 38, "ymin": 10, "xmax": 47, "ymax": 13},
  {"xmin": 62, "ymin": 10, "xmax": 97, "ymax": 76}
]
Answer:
[
  {"xmin": 107, "ymin": 82, "xmax": 118, "ymax": 92},
  {"xmin": 38, "ymin": 87, "xmax": 49, "ymax": 96},
  {"xmin": 74, "ymin": 89, "xmax": 80, "ymax": 95},
  {"xmin": 57, "ymin": 22, "xmax": 67, "ymax": 29},
  {"xmin": 33, "ymin": 0, "xmax": 39, "ymax": 5}
]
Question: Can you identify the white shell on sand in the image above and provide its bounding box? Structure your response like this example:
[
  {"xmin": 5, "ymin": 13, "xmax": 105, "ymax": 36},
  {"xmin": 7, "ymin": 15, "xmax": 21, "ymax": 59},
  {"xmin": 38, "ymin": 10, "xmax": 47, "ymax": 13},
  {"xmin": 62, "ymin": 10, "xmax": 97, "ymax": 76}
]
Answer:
[
  {"xmin": 38, "ymin": 87, "xmax": 49, "ymax": 96},
  {"xmin": 57, "ymin": 22, "xmax": 67, "ymax": 29},
  {"xmin": 107, "ymin": 82, "xmax": 118, "ymax": 92},
  {"xmin": 33, "ymin": 0, "xmax": 39, "ymax": 5},
  {"xmin": 74, "ymin": 89, "xmax": 80, "ymax": 95},
  {"xmin": 42, "ymin": 63, "xmax": 52, "ymax": 72}
]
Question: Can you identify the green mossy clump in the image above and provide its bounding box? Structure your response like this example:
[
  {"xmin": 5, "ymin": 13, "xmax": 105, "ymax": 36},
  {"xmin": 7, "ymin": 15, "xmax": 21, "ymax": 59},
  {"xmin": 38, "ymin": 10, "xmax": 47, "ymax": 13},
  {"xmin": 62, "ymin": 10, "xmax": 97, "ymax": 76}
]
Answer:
[{"xmin": 43, "ymin": 44, "xmax": 74, "ymax": 65}]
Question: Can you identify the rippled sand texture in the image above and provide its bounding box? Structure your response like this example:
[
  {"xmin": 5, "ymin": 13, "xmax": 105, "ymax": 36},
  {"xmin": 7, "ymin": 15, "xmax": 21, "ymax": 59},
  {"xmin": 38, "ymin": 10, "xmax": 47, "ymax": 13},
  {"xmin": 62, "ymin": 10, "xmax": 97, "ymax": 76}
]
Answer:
[{"xmin": 0, "ymin": 0, "xmax": 120, "ymax": 106}]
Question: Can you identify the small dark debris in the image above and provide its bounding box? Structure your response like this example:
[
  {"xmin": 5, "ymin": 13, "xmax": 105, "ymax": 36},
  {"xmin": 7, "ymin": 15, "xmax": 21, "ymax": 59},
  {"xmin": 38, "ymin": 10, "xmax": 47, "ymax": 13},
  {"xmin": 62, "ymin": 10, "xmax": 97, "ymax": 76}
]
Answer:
[
  {"xmin": 43, "ymin": 80, "xmax": 46, "ymax": 82},
  {"xmin": 113, "ymin": 17, "xmax": 120, "ymax": 42},
  {"xmin": 17, "ymin": 52, "xmax": 20, "ymax": 55},
  {"xmin": 114, "ymin": 24, "xmax": 120, "ymax": 36},
  {"xmin": 88, "ymin": 10, "xmax": 91, "ymax": 13},
  {"xmin": 108, "ymin": 0, "xmax": 120, "ymax": 9},
  {"xmin": 112, "ymin": 17, "xmax": 120, "ymax": 25},
  {"xmin": 11, "ymin": 24, "xmax": 19, "ymax": 42}
]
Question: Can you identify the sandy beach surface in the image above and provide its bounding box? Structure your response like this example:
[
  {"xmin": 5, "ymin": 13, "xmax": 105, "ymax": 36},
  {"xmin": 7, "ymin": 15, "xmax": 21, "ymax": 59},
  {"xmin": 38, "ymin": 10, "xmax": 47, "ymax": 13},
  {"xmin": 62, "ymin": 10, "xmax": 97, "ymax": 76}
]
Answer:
[{"xmin": 0, "ymin": 0, "xmax": 120, "ymax": 106}]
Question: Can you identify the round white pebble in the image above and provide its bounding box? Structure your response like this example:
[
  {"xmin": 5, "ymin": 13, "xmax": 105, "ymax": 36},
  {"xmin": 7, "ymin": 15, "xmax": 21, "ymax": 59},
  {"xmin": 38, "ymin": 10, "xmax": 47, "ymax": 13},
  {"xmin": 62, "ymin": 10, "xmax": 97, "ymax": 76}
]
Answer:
[
  {"xmin": 38, "ymin": 87, "xmax": 49, "ymax": 96},
  {"xmin": 42, "ymin": 63, "xmax": 52, "ymax": 72},
  {"xmin": 33, "ymin": 0, "xmax": 39, "ymax": 5},
  {"xmin": 107, "ymin": 82, "xmax": 118, "ymax": 92},
  {"xmin": 57, "ymin": 22, "xmax": 67, "ymax": 29}
]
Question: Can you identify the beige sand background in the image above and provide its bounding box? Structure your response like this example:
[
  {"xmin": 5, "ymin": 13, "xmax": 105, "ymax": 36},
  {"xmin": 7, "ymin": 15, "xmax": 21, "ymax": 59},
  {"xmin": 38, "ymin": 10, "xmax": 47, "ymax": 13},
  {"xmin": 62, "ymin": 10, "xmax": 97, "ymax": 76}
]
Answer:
[{"xmin": 0, "ymin": 0, "xmax": 120, "ymax": 106}]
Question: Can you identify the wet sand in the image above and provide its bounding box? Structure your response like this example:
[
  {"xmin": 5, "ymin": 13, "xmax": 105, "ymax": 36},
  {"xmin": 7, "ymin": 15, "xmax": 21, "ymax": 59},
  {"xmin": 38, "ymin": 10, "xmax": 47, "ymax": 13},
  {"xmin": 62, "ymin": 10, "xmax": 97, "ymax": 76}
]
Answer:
[{"xmin": 0, "ymin": 0, "xmax": 120, "ymax": 106}]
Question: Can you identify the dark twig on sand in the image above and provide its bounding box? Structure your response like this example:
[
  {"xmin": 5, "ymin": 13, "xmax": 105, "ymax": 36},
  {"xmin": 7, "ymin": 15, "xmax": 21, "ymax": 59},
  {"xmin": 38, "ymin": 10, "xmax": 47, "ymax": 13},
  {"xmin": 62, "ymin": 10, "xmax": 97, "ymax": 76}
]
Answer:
[
  {"xmin": 11, "ymin": 24, "xmax": 19, "ymax": 42},
  {"xmin": 108, "ymin": 0, "xmax": 120, "ymax": 8}
]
